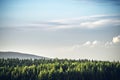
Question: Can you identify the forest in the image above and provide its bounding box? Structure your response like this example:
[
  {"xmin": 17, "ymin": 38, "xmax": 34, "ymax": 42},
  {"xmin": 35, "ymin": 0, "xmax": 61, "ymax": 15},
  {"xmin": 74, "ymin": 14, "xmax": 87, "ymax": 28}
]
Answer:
[{"xmin": 0, "ymin": 58, "xmax": 120, "ymax": 80}]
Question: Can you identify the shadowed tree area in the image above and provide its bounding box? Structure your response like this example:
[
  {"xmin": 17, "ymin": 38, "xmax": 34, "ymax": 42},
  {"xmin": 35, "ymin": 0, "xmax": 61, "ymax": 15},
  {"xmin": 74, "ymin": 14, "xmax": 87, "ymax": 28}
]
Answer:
[{"xmin": 0, "ymin": 58, "xmax": 120, "ymax": 80}]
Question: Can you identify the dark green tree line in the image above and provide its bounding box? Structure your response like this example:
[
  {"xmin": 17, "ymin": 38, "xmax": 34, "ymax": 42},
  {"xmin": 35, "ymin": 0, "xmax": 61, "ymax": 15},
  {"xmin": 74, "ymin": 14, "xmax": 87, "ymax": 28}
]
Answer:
[{"xmin": 0, "ymin": 58, "xmax": 120, "ymax": 80}]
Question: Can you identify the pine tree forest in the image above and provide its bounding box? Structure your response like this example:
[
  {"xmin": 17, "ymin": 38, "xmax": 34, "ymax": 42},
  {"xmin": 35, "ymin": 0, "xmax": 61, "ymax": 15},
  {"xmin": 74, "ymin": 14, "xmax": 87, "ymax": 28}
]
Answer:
[{"xmin": 0, "ymin": 58, "xmax": 120, "ymax": 80}]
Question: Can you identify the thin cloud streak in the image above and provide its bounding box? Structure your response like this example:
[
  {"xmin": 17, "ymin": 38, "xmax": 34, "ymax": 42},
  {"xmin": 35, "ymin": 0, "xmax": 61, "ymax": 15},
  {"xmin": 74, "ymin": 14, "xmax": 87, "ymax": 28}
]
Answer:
[
  {"xmin": 76, "ymin": 0, "xmax": 120, "ymax": 6},
  {"xmin": 1, "ymin": 14, "xmax": 120, "ymax": 30},
  {"xmin": 22, "ymin": 14, "xmax": 120, "ymax": 30}
]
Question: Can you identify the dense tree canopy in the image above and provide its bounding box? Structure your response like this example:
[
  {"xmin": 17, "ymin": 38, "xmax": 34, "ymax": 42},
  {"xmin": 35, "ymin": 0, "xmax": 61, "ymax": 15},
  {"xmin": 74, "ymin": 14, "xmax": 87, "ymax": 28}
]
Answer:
[{"xmin": 0, "ymin": 58, "xmax": 120, "ymax": 80}]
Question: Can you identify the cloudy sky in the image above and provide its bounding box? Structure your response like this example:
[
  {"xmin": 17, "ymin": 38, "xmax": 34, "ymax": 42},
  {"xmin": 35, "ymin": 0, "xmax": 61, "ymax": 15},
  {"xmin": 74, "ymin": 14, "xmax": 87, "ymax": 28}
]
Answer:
[{"xmin": 0, "ymin": 0, "xmax": 120, "ymax": 61}]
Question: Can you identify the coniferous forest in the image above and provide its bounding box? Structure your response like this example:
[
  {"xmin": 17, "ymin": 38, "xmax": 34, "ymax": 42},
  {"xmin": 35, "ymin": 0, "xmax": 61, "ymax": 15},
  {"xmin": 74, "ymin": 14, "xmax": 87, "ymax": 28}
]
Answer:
[{"xmin": 0, "ymin": 58, "xmax": 120, "ymax": 80}]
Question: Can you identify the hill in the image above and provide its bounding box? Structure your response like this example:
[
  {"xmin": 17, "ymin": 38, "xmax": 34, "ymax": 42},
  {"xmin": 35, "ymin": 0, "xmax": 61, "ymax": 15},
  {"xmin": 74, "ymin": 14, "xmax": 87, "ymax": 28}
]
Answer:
[{"xmin": 0, "ymin": 51, "xmax": 48, "ymax": 59}]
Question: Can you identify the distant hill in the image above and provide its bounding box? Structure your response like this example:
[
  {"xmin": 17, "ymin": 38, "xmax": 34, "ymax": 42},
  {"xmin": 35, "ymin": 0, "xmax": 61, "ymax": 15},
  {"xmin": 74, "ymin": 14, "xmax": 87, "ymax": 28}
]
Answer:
[{"xmin": 0, "ymin": 51, "xmax": 48, "ymax": 59}]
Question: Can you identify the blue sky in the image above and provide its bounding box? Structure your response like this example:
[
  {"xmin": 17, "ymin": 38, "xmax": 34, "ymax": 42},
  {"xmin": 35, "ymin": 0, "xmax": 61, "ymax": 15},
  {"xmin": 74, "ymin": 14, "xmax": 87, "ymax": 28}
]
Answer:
[{"xmin": 0, "ymin": 0, "xmax": 120, "ymax": 61}]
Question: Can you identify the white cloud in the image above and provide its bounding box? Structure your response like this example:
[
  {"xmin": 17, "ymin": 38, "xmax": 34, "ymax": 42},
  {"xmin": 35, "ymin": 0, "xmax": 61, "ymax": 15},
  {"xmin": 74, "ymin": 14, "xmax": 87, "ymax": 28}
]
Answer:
[
  {"xmin": 92, "ymin": 40, "xmax": 98, "ymax": 45},
  {"xmin": 6, "ymin": 14, "xmax": 119, "ymax": 30},
  {"xmin": 105, "ymin": 41, "xmax": 113, "ymax": 48},
  {"xmin": 80, "ymin": 19, "xmax": 109, "ymax": 28},
  {"xmin": 80, "ymin": 19, "xmax": 120, "ymax": 28},
  {"xmin": 92, "ymin": 40, "xmax": 101, "ymax": 46},
  {"xmin": 82, "ymin": 40, "xmax": 102, "ymax": 47},
  {"xmin": 83, "ymin": 41, "xmax": 91, "ymax": 46},
  {"xmin": 48, "ymin": 14, "xmax": 120, "ymax": 30},
  {"xmin": 112, "ymin": 35, "xmax": 120, "ymax": 43},
  {"xmin": 73, "ymin": 35, "xmax": 120, "ymax": 49}
]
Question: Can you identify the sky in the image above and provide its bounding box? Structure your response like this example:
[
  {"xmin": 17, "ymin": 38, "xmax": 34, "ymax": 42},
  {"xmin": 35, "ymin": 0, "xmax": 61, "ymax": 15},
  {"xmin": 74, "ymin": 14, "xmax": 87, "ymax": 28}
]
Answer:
[{"xmin": 0, "ymin": 0, "xmax": 120, "ymax": 61}]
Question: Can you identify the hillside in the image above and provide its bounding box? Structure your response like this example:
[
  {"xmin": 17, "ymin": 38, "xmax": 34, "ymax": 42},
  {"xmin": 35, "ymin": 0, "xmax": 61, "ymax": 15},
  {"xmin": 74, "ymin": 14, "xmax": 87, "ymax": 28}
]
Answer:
[{"xmin": 0, "ymin": 51, "xmax": 48, "ymax": 59}]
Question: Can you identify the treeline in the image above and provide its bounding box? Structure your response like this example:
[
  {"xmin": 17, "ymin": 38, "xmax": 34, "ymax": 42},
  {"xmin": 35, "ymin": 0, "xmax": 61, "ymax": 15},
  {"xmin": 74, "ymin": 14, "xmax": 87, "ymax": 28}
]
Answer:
[{"xmin": 0, "ymin": 58, "xmax": 120, "ymax": 80}]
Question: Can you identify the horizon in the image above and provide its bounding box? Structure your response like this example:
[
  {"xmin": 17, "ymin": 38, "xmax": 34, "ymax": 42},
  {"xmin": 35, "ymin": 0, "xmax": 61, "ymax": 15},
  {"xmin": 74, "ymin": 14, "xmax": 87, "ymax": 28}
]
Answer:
[
  {"xmin": 0, "ymin": 0, "xmax": 120, "ymax": 61},
  {"xmin": 0, "ymin": 51, "xmax": 119, "ymax": 62},
  {"xmin": 0, "ymin": 49, "xmax": 119, "ymax": 61}
]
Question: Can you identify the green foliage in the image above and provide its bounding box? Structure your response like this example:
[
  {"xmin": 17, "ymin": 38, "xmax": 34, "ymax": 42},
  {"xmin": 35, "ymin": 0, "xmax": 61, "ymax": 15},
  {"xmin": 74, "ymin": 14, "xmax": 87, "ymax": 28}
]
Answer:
[{"xmin": 0, "ymin": 58, "xmax": 120, "ymax": 80}]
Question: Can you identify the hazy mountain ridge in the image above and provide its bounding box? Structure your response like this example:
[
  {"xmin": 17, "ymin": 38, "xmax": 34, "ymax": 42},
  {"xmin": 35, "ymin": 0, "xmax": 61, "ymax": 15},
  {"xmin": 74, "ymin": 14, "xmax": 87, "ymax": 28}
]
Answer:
[{"xmin": 0, "ymin": 51, "xmax": 48, "ymax": 59}]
